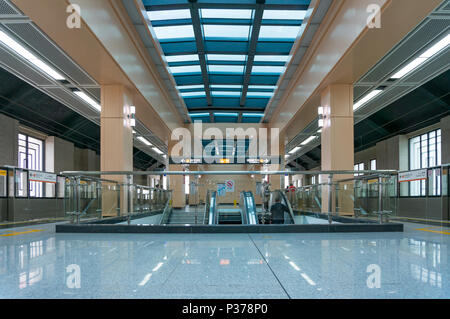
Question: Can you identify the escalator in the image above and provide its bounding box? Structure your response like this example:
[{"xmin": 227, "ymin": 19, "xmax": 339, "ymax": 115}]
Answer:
[
  {"xmin": 206, "ymin": 191, "xmax": 259, "ymax": 225},
  {"xmin": 268, "ymin": 190, "xmax": 296, "ymax": 224}
]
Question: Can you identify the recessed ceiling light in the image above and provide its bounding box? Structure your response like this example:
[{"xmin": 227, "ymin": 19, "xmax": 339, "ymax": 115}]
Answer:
[
  {"xmin": 353, "ymin": 89, "xmax": 383, "ymax": 110},
  {"xmin": 73, "ymin": 91, "xmax": 101, "ymax": 112},
  {"xmin": 137, "ymin": 136, "xmax": 152, "ymax": 146},
  {"xmin": 300, "ymin": 136, "xmax": 317, "ymax": 146}
]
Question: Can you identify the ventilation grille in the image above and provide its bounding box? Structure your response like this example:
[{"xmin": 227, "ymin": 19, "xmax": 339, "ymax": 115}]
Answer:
[
  {"xmin": 85, "ymin": 87, "xmax": 101, "ymax": 101},
  {"xmin": 358, "ymin": 19, "xmax": 450, "ymax": 84},
  {"xmin": 0, "ymin": 0, "xmax": 19, "ymax": 15},
  {"xmin": 0, "ymin": 46, "xmax": 53, "ymax": 86},
  {"xmin": 4, "ymin": 23, "xmax": 97, "ymax": 86},
  {"xmin": 354, "ymin": 85, "xmax": 372, "ymax": 102},
  {"xmin": 46, "ymin": 88, "xmax": 99, "ymax": 122}
]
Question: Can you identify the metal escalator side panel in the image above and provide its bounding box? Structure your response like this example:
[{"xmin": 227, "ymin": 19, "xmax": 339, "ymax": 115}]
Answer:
[
  {"xmin": 279, "ymin": 190, "xmax": 296, "ymax": 224},
  {"xmin": 245, "ymin": 191, "xmax": 258, "ymax": 225},
  {"xmin": 239, "ymin": 191, "xmax": 248, "ymax": 224}
]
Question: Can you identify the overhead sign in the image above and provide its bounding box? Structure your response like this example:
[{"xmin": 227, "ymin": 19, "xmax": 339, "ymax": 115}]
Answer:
[
  {"xmin": 399, "ymin": 169, "xmax": 427, "ymax": 183},
  {"xmin": 0, "ymin": 169, "xmax": 6, "ymax": 177},
  {"xmin": 29, "ymin": 171, "xmax": 57, "ymax": 184},
  {"xmin": 225, "ymin": 180, "xmax": 235, "ymax": 192}
]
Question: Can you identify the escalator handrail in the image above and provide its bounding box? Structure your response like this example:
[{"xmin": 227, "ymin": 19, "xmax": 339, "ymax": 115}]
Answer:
[
  {"xmin": 271, "ymin": 190, "xmax": 295, "ymax": 224},
  {"xmin": 208, "ymin": 191, "xmax": 217, "ymax": 225},
  {"xmin": 240, "ymin": 191, "xmax": 258, "ymax": 225}
]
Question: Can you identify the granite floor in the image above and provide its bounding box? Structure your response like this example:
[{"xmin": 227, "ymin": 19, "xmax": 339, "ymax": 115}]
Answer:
[{"xmin": 0, "ymin": 221, "xmax": 448, "ymax": 298}]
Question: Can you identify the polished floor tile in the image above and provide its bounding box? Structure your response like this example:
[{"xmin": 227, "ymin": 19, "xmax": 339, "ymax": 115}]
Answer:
[{"xmin": 0, "ymin": 222, "xmax": 449, "ymax": 298}]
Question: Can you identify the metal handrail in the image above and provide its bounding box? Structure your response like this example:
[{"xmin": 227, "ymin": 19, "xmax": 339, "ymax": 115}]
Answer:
[{"xmin": 159, "ymin": 193, "xmax": 173, "ymax": 225}]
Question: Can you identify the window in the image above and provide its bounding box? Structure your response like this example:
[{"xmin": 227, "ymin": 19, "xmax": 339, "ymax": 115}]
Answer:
[
  {"xmin": 409, "ymin": 129, "xmax": 441, "ymax": 196},
  {"xmin": 370, "ymin": 159, "xmax": 377, "ymax": 170},
  {"xmin": 18, "ymin": 133, "xmax": 44, "ymax": 197},
  {"xmin": 354, "ymin": 163, "xmax": 364, "ymax": 176}
]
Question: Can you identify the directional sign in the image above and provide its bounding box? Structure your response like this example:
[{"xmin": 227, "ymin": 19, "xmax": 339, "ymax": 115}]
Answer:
[{"xmin": 217, "ymin": 183, "xmax": 226, "ymax": 196}]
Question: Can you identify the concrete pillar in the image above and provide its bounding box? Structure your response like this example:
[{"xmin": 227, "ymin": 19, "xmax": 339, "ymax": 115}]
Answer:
[
  {"xmin": 320, "ymin": 84, "xmax": 354, "ymax": 214},
  {"xmin": 440, "ymin": 116, "xmax": 450, "ymax": 165},
  {"xmin": 0, "ymin": 114, "xmax": 19, "ymax": 166},
  {"xmin": 100, "ymin": 85, "xmax": 134, "ymax": 216}
]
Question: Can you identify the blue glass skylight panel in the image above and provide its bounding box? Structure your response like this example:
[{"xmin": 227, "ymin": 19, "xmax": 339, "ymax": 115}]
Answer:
[
  {"xmin": 254, "ymin": 55, "xmax": 289, "ymax": 62},
  {"xmin": 259, "ymin": 25, "xmax": 301, "ymax": 39},
  {"xmin": 153, "ymin": 25, "xmax": 195, "ymax": 40},
  {"xmin": 147, "ymin": 9, "xmax": 191, "ymax": 21},
  {"xmin": 209, "ymin": 65, "xmax": 244, "ymax": 73},
  {"xmin": 207, "ymin": 54, "xmax": 247, "ymax": 61},
  {"xmin": 203, "ymin": 25, "xmax": 251, "ymax": 39},
  {"xmin": 251, "ymin": 66, "xmax": 285, "ymax": 74},
  {"xmin": 201, "ymin": 9, "xmax": 253, "ymax": 19},
  {"xmin": 211, "ymin": 91, "xmax": 241, "ymax": 97},
  {"xmin": 262, "ymin": 10, "xmax": 307, "ymax": 20},
  {"xmin": 166, "ymin": 54, "xmax": 199, "ymax": 63},
  {"xmin": 169, "ymin": 65, "xmax": 201, "ymax": 74}
]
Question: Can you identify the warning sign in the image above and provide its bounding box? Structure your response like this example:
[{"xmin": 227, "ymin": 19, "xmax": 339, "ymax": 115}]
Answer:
[{"xmin": 225, "ymin": 180, "xmax": 235, "ymax": 192}]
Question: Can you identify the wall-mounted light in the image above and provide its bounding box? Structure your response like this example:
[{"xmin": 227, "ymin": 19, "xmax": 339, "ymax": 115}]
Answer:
[
  {"xmin": 318, "ymin": 105, "xmax": 330, "ymax": 128},
  {"xmin": 128, "ymin": 105, "xmax": 136, "ymax": 127}
]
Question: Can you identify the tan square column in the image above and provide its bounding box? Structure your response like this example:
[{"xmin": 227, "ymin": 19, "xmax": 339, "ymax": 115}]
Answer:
[
  {"xmin": 320, "ymin": 84, "xmax": 354, "ymax": 215},
  {"xmin": 100, "ymin": 85, "xmax": 134, "ymax": 216}
]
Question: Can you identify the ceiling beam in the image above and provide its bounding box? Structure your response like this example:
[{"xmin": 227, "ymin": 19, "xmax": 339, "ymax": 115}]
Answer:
[
  {"xmin": 189, "ymin": 1, "xmax": 212, "ymax": 106},
  {"xmin": 240, "ymin": 1, "xmax": 264, "ymax": 106}
]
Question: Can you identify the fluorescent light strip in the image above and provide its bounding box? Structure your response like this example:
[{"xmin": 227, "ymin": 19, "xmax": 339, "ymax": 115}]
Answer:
[
  {"xmin": 391, "ymin": 33, "xmax": 450, "ymax": 79},
  {"xmin": 147, "ymin": 9, "xmax": 191, "ymax": 21},
  {"xmin": 288, "ymin": 146, "xmax": 301, "ymax": 154},
  {"xmin": 301, "ymin": 136, "xmax": 317, "ymax": 146},
  {"xmin": 248, "ymin": 85, "xmax": 277, "ymax": 90},
  {"xmin": 0, "ymin": 30, "xmax": 65, "ymax": 81},
  {"xmin": 73, "ymin": 91, "xmax": 101, "ymax": 111},
  {"xmin": 137, "ymin": 136, "xmax": 152, "ymax": 146},
  {"xmin": 353, "ymin": 89, "xmax": 383, "ymax": 110},
  {"xmin": 153, "ymin": 147, "xmax": 164, "ymax": 154}
]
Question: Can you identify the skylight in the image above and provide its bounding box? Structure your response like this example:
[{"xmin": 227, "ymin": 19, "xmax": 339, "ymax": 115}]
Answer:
[
  {"xmin": 243, "ymin": 113, "xmax": 264, "ymax": 117},
  {"xmin": 152, "ymin": 25, "xmax": 195, "ymax": 40},
  {"xmin": 147, "ymin": 9, "xmax": 191, "ymax": 21},
  {"xmin": 201, "ymin": 9, "xmax": 253, "ymax": 19},
  {"xmin": 165, "ymin": 54, "xmax": 199, "ymax": 63},
  {"xmin": 207, "ymin": 54, "xmax": 246, "ymax": 61},
  {"xmin": 262, "ymin": 10, "xmax": 307, "ymax": 20},
  {"xmin": 169, "ymin": 65, "xmax": 201, "ymax": 74},
  {"xmin": 177, "ymin": 84, "xmax": 204, "ymax": 90},
  {"xmin": 203, "ymin": 25, "xmax": 250, "ymax": 39},
  {"xmin": 251, "ymin": 65, "xmax": 285, "ymax": 74},
  {"xmin": 259, "ymin": 25, "xmax": 301, "ymax": 39},
  {"xmin": 209, "ymin": 65, "xmax": 244, "ymax": 73},
  {"xmin": 254, "ymin": 55, "xmax": 289, "ymax": 62},
  {"xmin": 248, "ymin": 85, "xmax": 277, "ymax": 90},
  {"xmin": 246, "ymin": 92, "xmax": 274, "ymax": 98},
  {"xmin": 180, "ymin": 91, "xmax": 206, "ymax": 98},
  {"xmin": 211, "ymin": 91, "xmax": 241, "ymax": 97},
  {"xmin": 210, "ymin": 84, "xmax": 242, "ymax": 89},
  {"xmin": 190, "ymin": 113, "xmax": 209, "ymax": 117},
  {"xmin": 214, "ymin": 112, "xmax": 238, "ymax": 117}
]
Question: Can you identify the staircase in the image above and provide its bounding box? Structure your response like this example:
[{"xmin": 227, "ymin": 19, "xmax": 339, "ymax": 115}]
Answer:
[{"xmin": 168, "ymin": 209, "xmax": 205, "ymax": 225}]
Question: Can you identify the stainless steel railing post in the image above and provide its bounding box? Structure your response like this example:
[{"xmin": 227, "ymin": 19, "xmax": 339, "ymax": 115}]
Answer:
[
  {"xmin": 328, "ymin": 174, "xmax": 333, "ymax": 224},
  {"xmin": 378, "ymin": 175, "xmax": 383, "ymax": 224},
  {"xmin": 127, "ymin": 174, "xmax": 132, "ymax": 225}
]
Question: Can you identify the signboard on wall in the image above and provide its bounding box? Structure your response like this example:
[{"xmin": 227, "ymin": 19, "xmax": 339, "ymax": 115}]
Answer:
[
  {"xmin": 217, "ymin": 183, "xmax": 226, "ymax": 196},
  {"xmin": 398, "ymin": 169, "xmax": 427, "ymax": 183},
  {"xmin": 29, "ymin": 171, "xmax": 57, "ymax": 183},
  {"xmin": 225, "ymin": 180, "xmax": 235, "ymax": 192}
]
